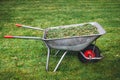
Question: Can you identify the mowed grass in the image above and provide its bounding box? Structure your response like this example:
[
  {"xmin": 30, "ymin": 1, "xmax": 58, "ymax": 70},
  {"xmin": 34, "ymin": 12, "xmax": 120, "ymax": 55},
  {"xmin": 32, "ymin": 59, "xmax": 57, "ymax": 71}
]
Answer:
[{"xmin": 0, "ymin": 0, "xmax": 120, "ymax": 80}]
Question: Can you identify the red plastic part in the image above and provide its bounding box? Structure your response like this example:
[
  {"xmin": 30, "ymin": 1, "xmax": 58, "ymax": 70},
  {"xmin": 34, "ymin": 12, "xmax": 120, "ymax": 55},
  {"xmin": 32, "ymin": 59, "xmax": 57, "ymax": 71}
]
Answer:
[
  {"xmin": 4, "ymin": 35, "xmax": 13, "ymax": 38},
  {"xmin": 84, "ymin": 50, "xmax": 95, "ymax": 58},
  {"xmin": 16, "ymin": 24, "xmax": 22, "ymax": 27}
]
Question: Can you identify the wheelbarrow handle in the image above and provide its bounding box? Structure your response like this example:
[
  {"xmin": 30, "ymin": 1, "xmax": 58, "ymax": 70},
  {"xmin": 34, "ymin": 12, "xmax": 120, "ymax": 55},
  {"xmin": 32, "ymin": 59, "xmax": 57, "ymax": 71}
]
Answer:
[
  {"xmin": 16, "ymin": 24, "xmax": 22, "ymax": 27},
  {"xmin": 16, "ymin": 24, "xmax": 44, "ymax": 31},
  {"xmin": 4, "ymin": 35, "xmax": 42, "ymax": 40},
  {"xmin": 4, "ymin": 35, "xmax": 13, "ymax": 38}
]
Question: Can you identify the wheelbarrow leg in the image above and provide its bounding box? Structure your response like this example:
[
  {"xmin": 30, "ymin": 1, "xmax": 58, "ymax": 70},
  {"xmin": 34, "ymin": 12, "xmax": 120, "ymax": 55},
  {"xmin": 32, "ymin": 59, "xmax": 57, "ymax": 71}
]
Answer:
[
  {"xmin": 46, "ymin": 47, "xmax": 50, "ymax": 71},
  {"xmin": 54, "ymin": 50, "xmax": 60, "ymax": 57},
  {"xmin": 53, "ymin": 51, "xmax": 68, "ymax": 72}
]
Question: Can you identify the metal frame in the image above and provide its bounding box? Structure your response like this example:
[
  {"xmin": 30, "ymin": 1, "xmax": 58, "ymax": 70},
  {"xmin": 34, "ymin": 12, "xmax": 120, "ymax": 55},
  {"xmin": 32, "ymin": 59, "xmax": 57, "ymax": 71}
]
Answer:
[
  {"xmin": 54, "ymin": 50, "xmax": 61, "ymax": 57},
  {"xmin": 46, "ymin": 46, "xmax": 50, "ymax": 71},
  {"xmin": 45, "ymin": 45, "xmax": 68, "ymax": 72},
  {"xmin": 53, "ymin": 51, "xmax": 67, "ymax": 72}
]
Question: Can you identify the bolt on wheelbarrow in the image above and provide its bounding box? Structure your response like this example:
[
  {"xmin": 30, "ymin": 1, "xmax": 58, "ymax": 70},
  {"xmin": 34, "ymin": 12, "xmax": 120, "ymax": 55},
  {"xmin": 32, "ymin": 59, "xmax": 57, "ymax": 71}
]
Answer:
[{"xmin": 4, "ymin": 22, "xmax": 106, "ymax": 72}]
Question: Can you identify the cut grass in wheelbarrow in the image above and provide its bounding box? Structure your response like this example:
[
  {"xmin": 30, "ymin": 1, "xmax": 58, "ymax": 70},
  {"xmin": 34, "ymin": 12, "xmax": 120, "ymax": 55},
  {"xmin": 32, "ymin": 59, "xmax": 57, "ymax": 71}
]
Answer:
[{"xmin": 46, "ymin": 24, "xmax": 99, "ymax": 39}]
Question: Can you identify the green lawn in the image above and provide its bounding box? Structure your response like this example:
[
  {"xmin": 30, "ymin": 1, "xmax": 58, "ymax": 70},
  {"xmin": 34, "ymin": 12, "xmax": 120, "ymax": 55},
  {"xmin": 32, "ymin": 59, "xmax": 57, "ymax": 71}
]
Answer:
[{"xmin": 0, "ymin": 0, "xmax": 120, "ymax": 80}]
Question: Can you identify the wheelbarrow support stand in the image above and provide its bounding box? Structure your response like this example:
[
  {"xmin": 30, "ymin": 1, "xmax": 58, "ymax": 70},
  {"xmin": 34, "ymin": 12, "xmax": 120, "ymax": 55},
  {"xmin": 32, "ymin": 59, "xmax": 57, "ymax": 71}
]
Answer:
[{"xmin": 45, "ymin": 44, "xmax": 68, "ymax": 72}]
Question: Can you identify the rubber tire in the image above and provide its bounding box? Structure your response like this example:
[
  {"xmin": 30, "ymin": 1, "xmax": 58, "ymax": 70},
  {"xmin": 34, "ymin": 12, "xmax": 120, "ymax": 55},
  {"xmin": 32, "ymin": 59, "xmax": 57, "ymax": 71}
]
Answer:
[{"xmin": 78, "ymin": 44, "xmax": 101, "ymax": 63}]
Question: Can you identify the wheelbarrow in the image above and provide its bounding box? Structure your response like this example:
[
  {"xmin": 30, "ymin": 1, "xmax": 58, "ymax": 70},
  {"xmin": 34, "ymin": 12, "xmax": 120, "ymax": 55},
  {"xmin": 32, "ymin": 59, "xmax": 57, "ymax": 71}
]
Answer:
[{"xmin": 4, "ymin": 22, "xmax": 106, "ymax": 72}]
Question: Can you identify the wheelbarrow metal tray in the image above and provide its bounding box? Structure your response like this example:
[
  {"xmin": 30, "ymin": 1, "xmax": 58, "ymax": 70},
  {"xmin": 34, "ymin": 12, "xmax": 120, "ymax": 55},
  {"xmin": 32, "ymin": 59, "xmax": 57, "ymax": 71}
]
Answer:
[{"xmin": 43, "ymin": 22, "xmax": 106, "ymax": 51}]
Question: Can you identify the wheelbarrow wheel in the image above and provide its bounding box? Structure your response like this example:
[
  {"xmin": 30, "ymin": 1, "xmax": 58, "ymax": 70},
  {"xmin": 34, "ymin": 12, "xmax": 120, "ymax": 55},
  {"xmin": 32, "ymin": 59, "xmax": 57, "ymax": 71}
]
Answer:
[{"xmin": 78, "ymin": 44, "xmax": 101, "ymax": 63}]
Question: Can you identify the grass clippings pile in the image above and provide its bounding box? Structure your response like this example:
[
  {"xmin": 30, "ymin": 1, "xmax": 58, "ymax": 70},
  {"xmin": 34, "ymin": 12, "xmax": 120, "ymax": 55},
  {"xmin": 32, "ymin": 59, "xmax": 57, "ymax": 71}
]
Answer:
[{"xmin": 46, "ymin": 24, "xmax": 98, "ymax": 39}]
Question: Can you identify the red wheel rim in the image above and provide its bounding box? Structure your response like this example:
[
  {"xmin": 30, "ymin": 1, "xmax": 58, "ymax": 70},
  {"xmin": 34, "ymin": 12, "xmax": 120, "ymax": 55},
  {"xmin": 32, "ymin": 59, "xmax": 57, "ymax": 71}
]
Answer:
[{"xmin": 84, "ymin": 50, "xmax": 95, "ymax": 58}]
